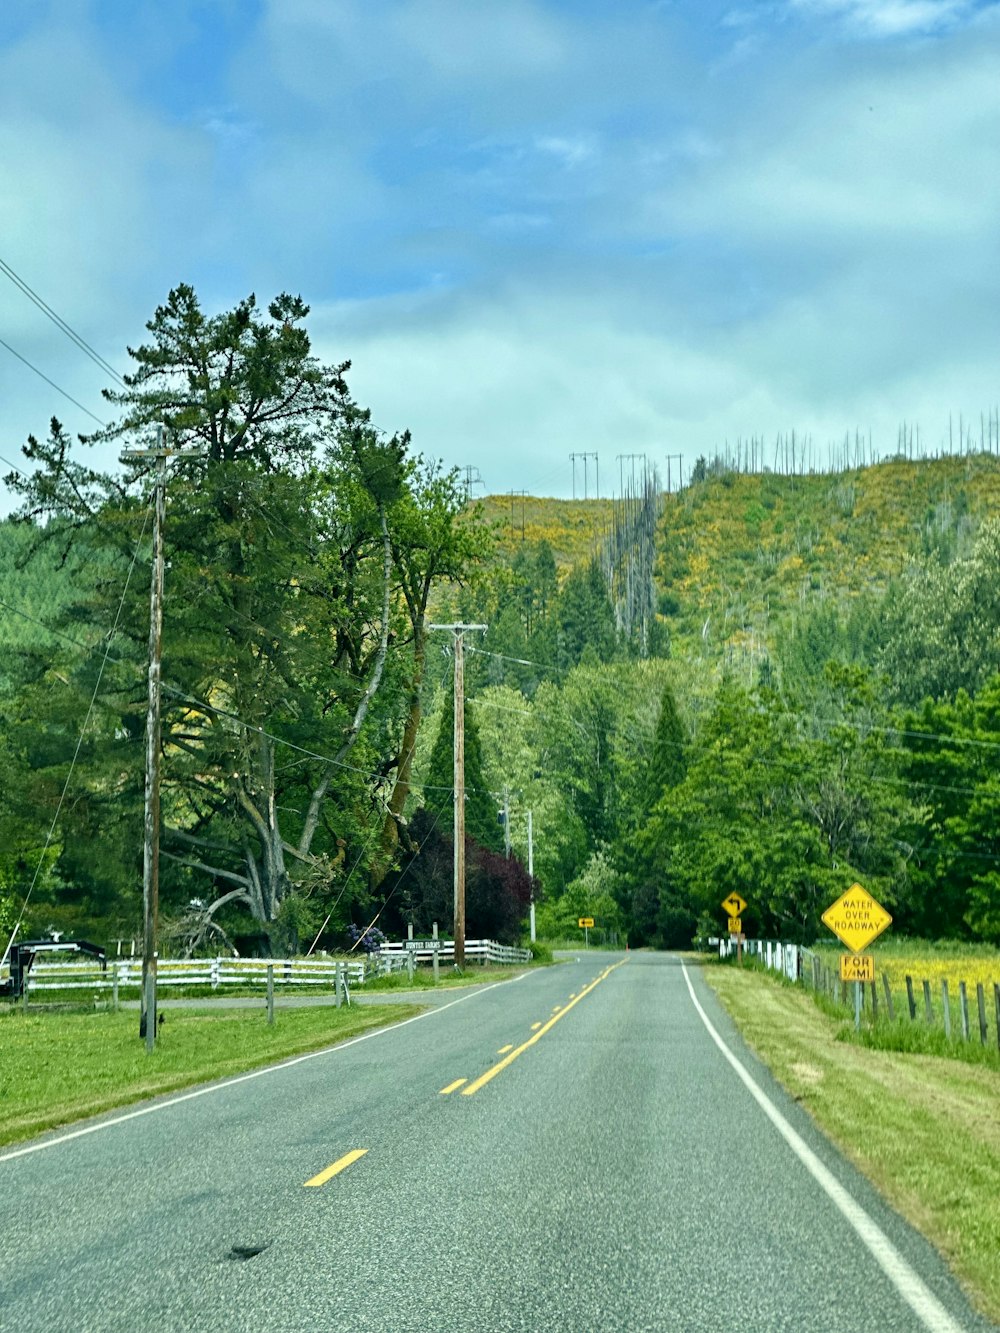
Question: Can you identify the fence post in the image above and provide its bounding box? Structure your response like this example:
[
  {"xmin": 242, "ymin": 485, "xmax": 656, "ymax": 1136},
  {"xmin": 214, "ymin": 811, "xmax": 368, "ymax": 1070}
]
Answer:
[
  {"xmin": 266, "ymin": 964, "xmax": 274, "ymax": 1026},
  {"xmin": 882, "ymin": 973, "xmax": 895, "ymax": 1022},
  {"xmin": 334, "ymin": 962, "xmax": 343, "ymax": 1009},
  {"xmin": 211, "ymin": 957, "xmax": 220, "ymax": 990},
  {"xmin": 976, "ymin": 983, "xmax": 987, "ymax": 1045},
  {"xmin": 905, "ymin": 975, "xmax": 916, "ymax": 1020},
  {"xmin": 959, "ymin": 981, "xmax": 970, "ymax": 1041},
  {"xmin": 922, "ymin": 979, "xmax": 933, "ymax": 1024},
  {"xmin": 942, "ymin": 980, "xmax": 951, "ymax": 1040},
  {"xmin": 112, "ymin": 962, "xmax": 119, "ymax": 1014},
  {"xmin": 869, "ymin": 980, "xmax": 877, "ymax": 1019}
]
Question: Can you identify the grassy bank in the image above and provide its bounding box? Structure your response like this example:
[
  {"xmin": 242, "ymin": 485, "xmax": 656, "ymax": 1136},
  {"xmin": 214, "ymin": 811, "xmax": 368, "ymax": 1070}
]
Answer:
[
  {"xmin": 0, "ymin": 1003, "xmax": 422, "ymax": 1150},
  {"xmin": 703, "ymin": 963, "xmax": 1000, "ymax": 1325}
]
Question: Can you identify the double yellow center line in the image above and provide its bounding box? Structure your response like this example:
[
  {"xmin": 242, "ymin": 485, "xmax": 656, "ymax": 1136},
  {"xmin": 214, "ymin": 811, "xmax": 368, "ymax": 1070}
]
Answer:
[
  {"xmin": 458, "ymin": 958, "xmax": 626, "ymax": 1096},
  {"xmin": 306, "ymin": 960, "xmax": 626, "ymax": 1184}
]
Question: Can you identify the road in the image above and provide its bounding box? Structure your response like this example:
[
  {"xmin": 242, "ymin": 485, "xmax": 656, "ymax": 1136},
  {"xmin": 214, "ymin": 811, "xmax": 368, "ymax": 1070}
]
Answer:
[{"xmin": 0, "ymin": 952, "xmax": 993, "ymax": 1332}]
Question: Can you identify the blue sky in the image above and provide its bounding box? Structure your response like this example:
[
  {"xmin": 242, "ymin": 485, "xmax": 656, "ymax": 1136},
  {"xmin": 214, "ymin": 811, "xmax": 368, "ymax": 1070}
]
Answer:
[{"xmin": 1, "ymin": 0, "xmax": 999, "ymax": 508}]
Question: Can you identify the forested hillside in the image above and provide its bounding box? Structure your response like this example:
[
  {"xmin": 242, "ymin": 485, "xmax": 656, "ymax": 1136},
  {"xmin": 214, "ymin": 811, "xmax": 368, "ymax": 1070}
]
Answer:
[{"xmin": 3, "ymin": 287, "xmax": 1000, "ymax": 960}]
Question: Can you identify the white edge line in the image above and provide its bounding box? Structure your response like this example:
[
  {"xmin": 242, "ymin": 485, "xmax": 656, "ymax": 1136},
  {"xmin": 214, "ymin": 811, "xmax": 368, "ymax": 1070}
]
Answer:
[
  {"xmin": 680, "ymin": 961, "xmax": 966, "ymax": 1333},
  {"xmin": 0, "ymin": 973, "xmax": 528, "ymax": 1166}
]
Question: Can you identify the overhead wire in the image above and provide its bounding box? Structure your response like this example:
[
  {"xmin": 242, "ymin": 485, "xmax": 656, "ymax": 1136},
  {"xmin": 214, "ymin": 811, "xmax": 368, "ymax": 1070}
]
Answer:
[
  {"xmin": 0, "ymin": 256, "xmax": 125, "ymax": 387},
  {"xmin": 1, "ymin": 503, "xmax": 152, "ymax": 964},
  {"xmin": 0, "ymin": 334, "xmax": 106, "ymax": 428}
]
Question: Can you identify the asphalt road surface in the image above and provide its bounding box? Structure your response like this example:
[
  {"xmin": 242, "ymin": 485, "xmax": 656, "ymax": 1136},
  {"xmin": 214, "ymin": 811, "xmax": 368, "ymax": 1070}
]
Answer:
[{"xmin": 1, "ymin": 952, "xmax": 993, "ymax": 1332}]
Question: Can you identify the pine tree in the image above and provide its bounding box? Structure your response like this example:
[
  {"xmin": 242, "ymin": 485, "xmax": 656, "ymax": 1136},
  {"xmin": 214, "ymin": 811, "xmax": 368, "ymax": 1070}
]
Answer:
[{"xmin": 646, "ymin": 684, "xmax": 687, "ymax": 808}]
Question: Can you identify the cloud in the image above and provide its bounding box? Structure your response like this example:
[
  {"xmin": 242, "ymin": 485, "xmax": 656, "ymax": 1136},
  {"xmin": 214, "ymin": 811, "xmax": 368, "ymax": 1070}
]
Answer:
[
  {"xmin": 787, "ymin": 0, "xmax": 971, "ymax": 36},
  {"xmin": 3, "ymin": 0, "xmax": 1000, "ymax": 513}
]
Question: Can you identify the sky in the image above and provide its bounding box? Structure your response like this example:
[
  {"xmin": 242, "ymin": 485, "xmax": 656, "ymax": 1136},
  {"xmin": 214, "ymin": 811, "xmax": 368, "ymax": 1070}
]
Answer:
[{"xmin": 1, "ymin": 0, "xmax": 999, "ymax": 510}]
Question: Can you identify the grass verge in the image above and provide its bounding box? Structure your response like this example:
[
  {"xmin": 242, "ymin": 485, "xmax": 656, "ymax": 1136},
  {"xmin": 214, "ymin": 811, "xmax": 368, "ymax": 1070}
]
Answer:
[
  {"xmin": 0, "ymin": 1002, "xmax": 422, "ymax": 1151},
  {"xmin": 360, "ymin": 964, "xmax": 535, "ymax": 991},
  {"xmin": 702, "ymin": 963, "xmax": 1000, "ymax": 1325}
]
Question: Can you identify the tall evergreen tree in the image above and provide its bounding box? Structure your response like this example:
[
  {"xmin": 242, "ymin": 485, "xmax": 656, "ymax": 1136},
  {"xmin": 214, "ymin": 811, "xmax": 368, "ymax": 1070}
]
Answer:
[{"xmin": 557, "ymin": 558, "xmax": 615, "ymax": 668}]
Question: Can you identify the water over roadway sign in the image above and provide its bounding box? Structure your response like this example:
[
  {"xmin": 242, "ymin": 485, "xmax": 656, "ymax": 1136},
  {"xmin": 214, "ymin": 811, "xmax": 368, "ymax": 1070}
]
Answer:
[{"xmin": 821, "ymin": 883, "xmax": 892, "ymax": 954}]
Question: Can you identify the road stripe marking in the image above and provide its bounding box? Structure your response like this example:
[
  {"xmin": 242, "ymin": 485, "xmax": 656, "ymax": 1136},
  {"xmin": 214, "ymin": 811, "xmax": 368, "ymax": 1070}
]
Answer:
[
  {"xmin": 439, "ymin": 1078, "xmax": 467, "ymax": 1095},
  {"xmin": 304, "ymin": 1149, "xmax": 367, "ymax": 1187},
  {"xmin": 0, "ymin": 973, "xmax": 530, "ymax": 1166},
  {"xmin": 679, "ymin": 962, "xmax": 965, "ymax": 1333},
  {"xmin": 497, "ymin": 1044, "xmax": 513, "ymax": 1054},
  {"xmin": 462, "ymin": 960, "xmax": 627, "ymax": 1096},
  {"xmin": 530, "ymin": 1021, "xmax": 542, "ymax": 1030}
]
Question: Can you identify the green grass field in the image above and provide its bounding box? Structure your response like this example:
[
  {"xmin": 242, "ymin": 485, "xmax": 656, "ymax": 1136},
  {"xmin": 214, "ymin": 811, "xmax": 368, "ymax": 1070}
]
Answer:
[
  {"xmin": 0, "ymin": 1003, "xmax": 422, "ymax": 1150},
  {"xmin": 704, "ymin": 961, "xmax": 1000, "ymax": 1324}
]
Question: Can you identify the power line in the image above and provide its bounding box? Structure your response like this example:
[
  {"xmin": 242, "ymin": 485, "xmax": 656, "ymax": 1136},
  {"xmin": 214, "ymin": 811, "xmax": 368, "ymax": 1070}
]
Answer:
[
  {"xmin": 0, "ymin": 449, "xmax": 29, "ymax": 479},
  {"xmin": 0, "ymin": 333, "xmax": 106, "ymax": 427},
  {"xmin": 0, "ymin": 592, "xmax": 462, "ymax": 796},
  {"xmin": 0, "ymin": 255, "xmax": 125, "ymax": 386},
  {"xmin": 2, "ymin": 504, "xmax": 151, "ymax": 964}
]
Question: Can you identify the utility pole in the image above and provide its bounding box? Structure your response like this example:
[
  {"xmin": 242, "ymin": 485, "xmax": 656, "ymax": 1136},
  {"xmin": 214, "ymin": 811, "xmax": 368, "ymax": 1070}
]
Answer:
[
  {"xmin": 122, "ymin": 430, "xmax": 200, "ymax": 1049},
  {"xmin": 527, "ymin": 809, "xmax": 535, "ymax": 943},
  {"xmin": 122, "ymin": 430, "xmax": 167, "ymax": 1051},
  {"xmin": 581, "ymin": 452, "xmax": 598, "ymax": 500},
  {"xmin": 428, "ymin": 623, "xmax": 487, "ymax": 968},
  {"xmin": 460, "ymin": 465, "xmax": 484, "ymax": 502},
  {"xmin": 507, "ymin": 488, "xmax": 528, "ymax": 539},
  {"xmin": 502, "ymin": 785, "xmax": 511, "ymax": 858}
]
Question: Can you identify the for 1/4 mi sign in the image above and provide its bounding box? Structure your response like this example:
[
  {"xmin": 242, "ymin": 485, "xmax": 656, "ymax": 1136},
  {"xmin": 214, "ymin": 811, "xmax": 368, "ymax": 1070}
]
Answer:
[{"xmin": 840, "ymin": 954, "xmax": 875, "ymax": 983}]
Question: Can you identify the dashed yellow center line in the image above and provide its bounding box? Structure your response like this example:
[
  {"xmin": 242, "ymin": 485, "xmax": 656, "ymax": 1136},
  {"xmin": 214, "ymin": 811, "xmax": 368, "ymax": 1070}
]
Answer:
[
  {"xmin": 497, "ymin": 1044, "xmax": 514, "ymax": 1054},
  {"xmin": 304, "ymin": 1149, "xmax": 368, "ymax": 1187},
  {"xmin": 530, "ymin": 1021, "xmax": 542, "ymax": 1031},
  {"xmin": 440, "ymin": 1078, "xmax": 468, "ymax": 1095},
  {"xmin": 461, "ymin": 959, "xmax": 627, "ymax": 1097}
]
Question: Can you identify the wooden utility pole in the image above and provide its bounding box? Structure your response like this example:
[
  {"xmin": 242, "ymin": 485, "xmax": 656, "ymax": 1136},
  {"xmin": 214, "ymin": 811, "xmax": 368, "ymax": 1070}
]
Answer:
[
  {"xmin": 527, "ymin": 808, "xmax": 535, "ymax": 943},
  {"xmin": 122, "ymin": 430, "xmax": 200, "ymax": 1049},
  {"xmin": 428, "ymin": 623, "xmax": 486, "ymax": 968},
  {"xmin": 123, "ymin": 432, "xmax": 167, "ymax": 1051}
]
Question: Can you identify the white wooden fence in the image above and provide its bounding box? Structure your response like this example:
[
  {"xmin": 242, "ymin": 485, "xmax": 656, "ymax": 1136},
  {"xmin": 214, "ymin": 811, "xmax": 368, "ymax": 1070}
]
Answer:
[
  {"xmin": 715, "ymin": 935, "xmax": 803, "ymax": 982},
  {"xmin": 381, "ymin": 940, "xmax": 532, "ymax": 965},
  {"xmin": 15, "ymin": 938, "xmax": 531, "ymax": 998}
]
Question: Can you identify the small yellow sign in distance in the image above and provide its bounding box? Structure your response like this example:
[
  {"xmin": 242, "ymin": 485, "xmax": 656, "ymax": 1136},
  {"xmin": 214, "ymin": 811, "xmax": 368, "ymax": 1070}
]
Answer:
[
  {"xmin": 578, "ymin": 917, "xmax": 594, "ymax": 928},
  {"xmin": 728, "ymin": 917, "xmax": 742, "ymax": 935},
  {"xmin": 840, "ymin": 953, "xmax": 875, "ymax": 983},
  {"xmin": 821, "ymin": 883, "xmax": 892, "ymax": 953},
  {"xmin": 722, "ymin": 893, "xmax": 747, "ymax": 918}
]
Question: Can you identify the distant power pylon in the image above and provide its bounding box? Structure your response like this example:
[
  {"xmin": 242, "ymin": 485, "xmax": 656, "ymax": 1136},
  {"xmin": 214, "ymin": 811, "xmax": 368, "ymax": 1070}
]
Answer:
[
  {"xmin": 569, "ymin": 452, "xmax": 599, "ymax": 499},
  {"xmin": 508, "ymin": 488, "xmax": 528, "ymax": 539},
  {"xmin": 665, "ymin": 453, "xmax": 683, "ymax": 493},
  {"xmin": 615, "ymin": 453, "xmax": 646, "ymax": 498},
  {"xmin": 460, "ymin": 465, "xmax": 484, "ymax": 501}
]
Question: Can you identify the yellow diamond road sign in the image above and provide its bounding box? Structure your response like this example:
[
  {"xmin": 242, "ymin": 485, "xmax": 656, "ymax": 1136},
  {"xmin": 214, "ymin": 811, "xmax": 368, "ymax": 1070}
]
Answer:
[
  {"xmin": 722, "ymin": 893, "xmax": 746, "ymax": 918},
  {"xmin": 821, "ymin": 884, "xmax": 892, "ymax": 954}
]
